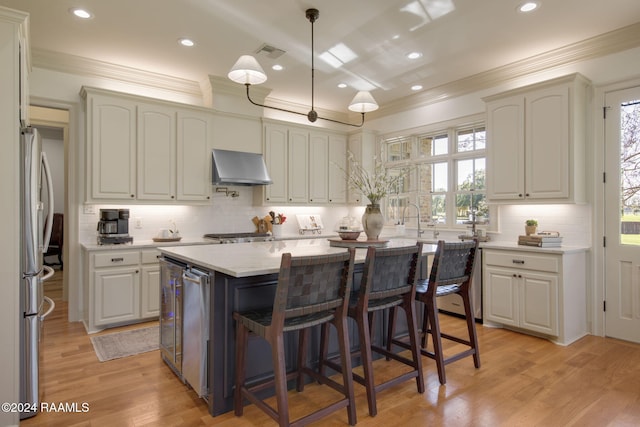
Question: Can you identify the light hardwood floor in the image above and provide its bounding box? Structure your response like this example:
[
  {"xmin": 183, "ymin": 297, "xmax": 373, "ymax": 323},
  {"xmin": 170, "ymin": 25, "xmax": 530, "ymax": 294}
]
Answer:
[{"xmin": 22, "ymin": 270, "xmax": 640, "ymax": 426}]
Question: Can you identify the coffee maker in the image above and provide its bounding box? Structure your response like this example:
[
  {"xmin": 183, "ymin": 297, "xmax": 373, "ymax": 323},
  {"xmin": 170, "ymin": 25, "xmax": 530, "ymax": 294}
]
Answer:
[{"xmin": 97, "ymin": 208, "xmax": 134, "ymax": 245}]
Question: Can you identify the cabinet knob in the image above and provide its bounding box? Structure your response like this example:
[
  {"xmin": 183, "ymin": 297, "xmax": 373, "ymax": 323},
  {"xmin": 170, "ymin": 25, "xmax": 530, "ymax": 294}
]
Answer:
[
  {"xmin": 525, "ymin": 193, "xmax": 530, "ymax": 197},
  {"xmin": 130, "ymin": 194, "xmax": 135, "ymax": 198},
  {"xmin": 171, "ymin": 195, "xmax": 175, "ymax": 199},
  {"xmin": 518, "ymin": 193, "xmax": 523, "ymax": 198}
]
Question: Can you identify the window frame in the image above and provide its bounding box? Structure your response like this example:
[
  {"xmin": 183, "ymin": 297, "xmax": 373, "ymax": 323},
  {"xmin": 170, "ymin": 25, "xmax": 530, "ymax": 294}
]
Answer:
[{"xmin": 381, "ymin": 115, "xmax": 494, "ymax": 231}]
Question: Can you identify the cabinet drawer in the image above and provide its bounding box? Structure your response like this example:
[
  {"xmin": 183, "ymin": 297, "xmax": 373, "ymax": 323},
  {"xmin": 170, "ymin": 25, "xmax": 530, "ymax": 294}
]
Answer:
[
  {"xmin": 484, "ymin": 250, "xmax": 559, "ymax": 273},
  {"xmin": 141, "ymin": 249, "xmax": 161, "ymax": 264},
  {"xmin": 93, "ymin": 251, "xmax": 139, "ymax": 268}
]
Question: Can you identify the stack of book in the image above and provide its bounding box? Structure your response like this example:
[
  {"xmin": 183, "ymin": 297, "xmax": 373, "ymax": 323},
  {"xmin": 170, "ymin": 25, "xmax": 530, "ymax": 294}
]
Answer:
[{"xmin": 518, "ymin": 233, "xmax": 563, "ymax": 247}]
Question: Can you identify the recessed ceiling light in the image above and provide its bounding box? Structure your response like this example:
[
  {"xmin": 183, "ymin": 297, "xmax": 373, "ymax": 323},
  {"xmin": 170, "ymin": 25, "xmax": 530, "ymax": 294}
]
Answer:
[
  {"xmin": 69, "ymin": 8, "xmax": 93, "ymax": 19},
  {"xmin": 518, "ymin": 1, "xmax": 539, "ymax": 13},
  {"xmin": 407, "ymin": 52, "xmax": 422, "ymax": 60},
  {"xmin": 272, "ymin": 64, "xmax": 283, "ymax": 71},
  {"xmin": 337, "ymin": 83, "xmax": 347, "ymax": 89},
  {"xmin": 411, "ymin": 85, "xmax": 423, "ymax": 91},
  {"xmin": 178, "ymin": 38, "xmax": 195, "ymax": 47}
]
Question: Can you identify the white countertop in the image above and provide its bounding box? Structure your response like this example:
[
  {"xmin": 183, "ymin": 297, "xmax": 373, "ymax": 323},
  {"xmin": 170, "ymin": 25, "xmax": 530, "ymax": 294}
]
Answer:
[
  {"xmin": 81, "ymin": 237, "xmax": 213, "ymax": 251},
  {"xmin": 159, "ymin": 238, "xmax": 437, "ymax": 278},
  {"xmin": 477, "ymin": 240, "xmax": 590, "ymax": 254}
]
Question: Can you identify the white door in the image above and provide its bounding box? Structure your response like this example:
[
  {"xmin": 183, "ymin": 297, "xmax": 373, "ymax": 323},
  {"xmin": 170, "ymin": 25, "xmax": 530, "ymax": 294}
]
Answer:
[{"xmin": 604, "ymin": 85, "xmax": 640, "ymax": 343}]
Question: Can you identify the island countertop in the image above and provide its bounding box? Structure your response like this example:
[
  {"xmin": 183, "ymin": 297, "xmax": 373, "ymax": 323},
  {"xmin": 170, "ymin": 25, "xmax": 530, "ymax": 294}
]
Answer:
[{"xmin": 158, "ymin": 238, "xmax": 437, "ymax": 277}]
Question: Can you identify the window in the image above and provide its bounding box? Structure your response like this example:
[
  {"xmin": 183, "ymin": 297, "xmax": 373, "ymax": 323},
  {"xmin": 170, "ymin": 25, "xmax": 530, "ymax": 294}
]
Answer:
[{"xmin": 383, "ymin": 124, "xmax": 488, "ymax": 230}]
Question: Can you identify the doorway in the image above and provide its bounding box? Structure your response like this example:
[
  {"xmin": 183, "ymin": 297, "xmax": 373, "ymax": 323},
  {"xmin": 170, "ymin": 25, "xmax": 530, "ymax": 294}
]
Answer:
[
  {"xmin": 30, "ymin": 106, "xmax": 69, "ymax": 301},
  {"xmin": 604, "ymin": 85, "xmax": 640, "ymax": 343}
]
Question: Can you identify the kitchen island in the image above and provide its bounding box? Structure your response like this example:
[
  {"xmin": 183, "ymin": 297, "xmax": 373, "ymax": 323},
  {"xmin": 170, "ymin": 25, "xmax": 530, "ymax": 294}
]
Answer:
[{"xmin": 158, "ymin": 238, "xmax": 436, "ymax": 416}]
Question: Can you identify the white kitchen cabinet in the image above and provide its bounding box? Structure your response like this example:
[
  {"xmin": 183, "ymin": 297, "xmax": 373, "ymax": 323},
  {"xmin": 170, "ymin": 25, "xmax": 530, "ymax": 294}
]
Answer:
[
  {"xmin": 140, "ymin": 249, "xmax": 161, "ymax": 318},
  {"xmin": 263, "ymin": 124, "xmax": 288, "ymax": 203},
  {"xmin": 347, "ymin": 131, "xmax": 377, "ymax": 205},
  {"xmin": 137, "ymin": 103, "xmax": 176, "ymax": 201},
  {"xmin": 86, "ymin": 91, "xmax": 137, "ymax": 200},
  {"xmin": 483, "ymin": 246, "xmax": 587, "ymax": 345},
  {"xmin": 328, "ymin": 134, "xmax": 347, "ymax": 204},
  {"xmin": 85, "ymin": 248, "xmax": 161, "ymax": 333},
  {"xmin": 309, "ymin": 132, "xmax": 329, "ymax": 203},
  {"xmin": 288, "ymin": 129, "xmax": 309, "ymax": 203},
  {"xmin": 176, "ymin": 110, "xmax": 213, "ymax": 202},
  {"xmin": 82, "ymin": 87, "xmax": 213, "ymax": 204},
  {"xmin": 484, "ymin": 74, "xmax": 590, "ymax": 203},
  {"xmin": 262, "ymin": 121, "xmax": 348, "ymax": 205}
]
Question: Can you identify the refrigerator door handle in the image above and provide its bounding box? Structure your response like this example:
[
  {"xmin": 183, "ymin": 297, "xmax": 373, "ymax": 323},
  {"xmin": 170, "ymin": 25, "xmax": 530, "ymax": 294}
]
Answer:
[
  {"xmin": 41, "ymin": 151, "xmax": 54, "ymax": 253},
  {"xmin": 41, "ymin": 265, "xmax": 54, "ymax": 282},
  {"xmin": 40, "ymin": 296, "xmax": 55, "ymax": 320}
]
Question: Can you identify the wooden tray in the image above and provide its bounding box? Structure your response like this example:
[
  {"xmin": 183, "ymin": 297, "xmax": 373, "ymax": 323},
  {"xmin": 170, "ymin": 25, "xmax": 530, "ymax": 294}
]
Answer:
[
  {"xmin": 152, "ymin": 237, "xmax": 182, "ymax": 242},
  {"xmin": 328, "ymin": 238, "xmax": 389, "ymax": 248}
]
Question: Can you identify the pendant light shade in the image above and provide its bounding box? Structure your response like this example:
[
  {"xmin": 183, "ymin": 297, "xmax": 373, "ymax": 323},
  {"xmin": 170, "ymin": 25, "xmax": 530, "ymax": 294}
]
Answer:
[
  {"xmin": 227, "ymin": 8, "xmax": 378, "ymax": 127},
  {"xmin": 348, "ymin": 91, "xmax": 379, "ymax": 113},
  {"xmin": 228, "ymin": 55, "xmax": 267, "ymax": 85}
]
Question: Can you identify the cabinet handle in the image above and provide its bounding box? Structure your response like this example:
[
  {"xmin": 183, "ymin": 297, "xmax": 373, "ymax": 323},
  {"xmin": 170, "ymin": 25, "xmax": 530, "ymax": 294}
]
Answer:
[
  {"xmin": 512, "ymin": 259, "xmax": 525, "ymax": 264},
  {"xmin": 111, "ymin": 257, "xmax": 124, "ymax": 262}
]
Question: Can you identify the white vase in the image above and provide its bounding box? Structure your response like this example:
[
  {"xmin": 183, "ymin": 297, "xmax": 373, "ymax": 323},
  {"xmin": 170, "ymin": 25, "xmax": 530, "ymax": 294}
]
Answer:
[{"xmin": 362, "ymin": 204, "xmax": 384, "ymax": 241}]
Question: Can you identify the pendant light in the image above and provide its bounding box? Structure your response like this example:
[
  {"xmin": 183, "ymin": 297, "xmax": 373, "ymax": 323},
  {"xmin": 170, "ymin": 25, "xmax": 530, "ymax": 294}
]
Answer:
[{"xmin": 228, "ymin": 8, "xmax": 378, "ymax": 127}]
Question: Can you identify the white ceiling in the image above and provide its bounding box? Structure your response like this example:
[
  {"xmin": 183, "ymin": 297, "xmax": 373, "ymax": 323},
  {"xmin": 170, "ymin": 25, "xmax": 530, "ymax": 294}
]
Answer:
[{"xmin": 2, "ymin": 0, "xmax": 640, "ymax": 114}]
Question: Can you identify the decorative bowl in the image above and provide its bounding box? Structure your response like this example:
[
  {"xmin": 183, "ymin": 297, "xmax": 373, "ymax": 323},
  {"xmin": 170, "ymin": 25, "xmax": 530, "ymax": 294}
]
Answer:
[{"xmin": 337, "ymin": 230, "xmax": 361, "ymax": 240}]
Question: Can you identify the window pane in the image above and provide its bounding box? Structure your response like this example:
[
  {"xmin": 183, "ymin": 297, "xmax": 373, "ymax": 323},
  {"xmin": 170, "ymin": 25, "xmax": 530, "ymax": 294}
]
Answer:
[
  {"xmin": 456, "ymin": 158, "xmax": 485, "ymax": 190},
  {"xmin": 388, "ymin": 195, "xmax": 409, "ymax": 225},
  {"xmin": 620, "ymin": 100, "xmax": 640, "ymax": 245},
  {"xmin": 389, "ymin": 167, "xmax": 413, "ymax": 193},
  {"xmin": 430, "ymin": 194, "xmax": 446, "ymax": 223},
  {"xmin": 433, "ymin": 162, "xmax": 448, "ymax": 192},
  {"xmin": 387, "ymin": 139, "xmax": 411, "ymax": 162},
  {"xmin": 457, "ymin": 127, "xmax": 486, "ymax": 152},
  {"xmin": 418, "ymin": 134, "xmax": 448, "ymax": 158}
]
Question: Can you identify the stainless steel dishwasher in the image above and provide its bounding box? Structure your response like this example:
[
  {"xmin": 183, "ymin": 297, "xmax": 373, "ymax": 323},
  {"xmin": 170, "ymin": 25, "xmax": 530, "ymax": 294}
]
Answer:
[{"xmin": 182, "ymin": 266, "xmax": 210, "ymax": 399}]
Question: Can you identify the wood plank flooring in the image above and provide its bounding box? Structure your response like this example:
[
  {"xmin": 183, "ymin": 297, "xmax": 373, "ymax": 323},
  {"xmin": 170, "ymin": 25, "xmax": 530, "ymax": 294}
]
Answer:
[{"xmin": 22, "ymin": 270, "xmax": 640, "ymax": 426}]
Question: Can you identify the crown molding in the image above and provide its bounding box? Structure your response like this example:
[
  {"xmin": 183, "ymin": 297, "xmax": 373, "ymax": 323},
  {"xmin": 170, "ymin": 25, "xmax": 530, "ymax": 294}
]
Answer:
[
  {"xmin": 368, "ymin": 21, "xmax": 640, "ymax": 119},
  {"xmin": 30, "ymin": 21, "xmax": 640, "ymax": 120},
  {"xmin": 32, "ymin": 48, "xmax": 203, "ymax": 98}
]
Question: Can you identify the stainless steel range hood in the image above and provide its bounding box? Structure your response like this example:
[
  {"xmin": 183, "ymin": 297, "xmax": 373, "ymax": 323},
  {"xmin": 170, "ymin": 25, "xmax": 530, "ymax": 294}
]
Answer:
[{"xmin": 211, "ymin": 149, "xmax": 272, "ymax": 186}]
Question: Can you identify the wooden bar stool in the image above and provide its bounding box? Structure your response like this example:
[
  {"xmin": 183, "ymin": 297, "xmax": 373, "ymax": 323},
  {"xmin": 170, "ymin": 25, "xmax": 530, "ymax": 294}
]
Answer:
[
  {"xmin": 390, "ymin": 240, "xmax": 480, "ymax": 385},
  {"xmin": 233, "ymin": 249, "xmax": 357, "ymax": 427},
  {"xmin": 319, "ymin": 243, "xmax": 424, "ymax": 417}
]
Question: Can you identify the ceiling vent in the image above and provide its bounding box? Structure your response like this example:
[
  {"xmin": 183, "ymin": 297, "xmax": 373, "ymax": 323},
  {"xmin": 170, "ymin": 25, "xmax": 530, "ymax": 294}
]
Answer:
[{"xmin": 255, "ymin": 43, "xmax": 286, "ymax": 59}]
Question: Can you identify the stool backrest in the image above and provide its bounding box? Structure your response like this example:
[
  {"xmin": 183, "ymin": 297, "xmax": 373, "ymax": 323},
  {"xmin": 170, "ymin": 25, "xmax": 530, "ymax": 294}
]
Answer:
[
  {"xmin": 358, "ymin": 243, "xmax": 423, "ymax": 304},
  {"xmin": 427, "ymin": 240, "xmax": 478, "ymax": 293},
  {"xmin": 273, "ymin": 249, "xmax": 355, "ymax": 325}
]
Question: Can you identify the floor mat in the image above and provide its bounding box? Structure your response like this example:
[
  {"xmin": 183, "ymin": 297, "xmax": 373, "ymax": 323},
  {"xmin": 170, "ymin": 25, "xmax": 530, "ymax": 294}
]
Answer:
[{"xmin": 90, "ymin": 325, "xmax": 159, "ymax": 362}]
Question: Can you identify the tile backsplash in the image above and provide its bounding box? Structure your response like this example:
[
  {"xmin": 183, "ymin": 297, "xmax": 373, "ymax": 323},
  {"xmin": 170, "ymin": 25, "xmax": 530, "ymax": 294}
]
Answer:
[
  {"xmin": 495, "ymin": 204, "xmax": 592, "ymax": 246},
  {"xmin": 79, "ymin": 189, "xmax": 593, "ymax": 248},
  {"xmin": 79, "ymin": 188, "xmax": 366, "ymax": 244}
]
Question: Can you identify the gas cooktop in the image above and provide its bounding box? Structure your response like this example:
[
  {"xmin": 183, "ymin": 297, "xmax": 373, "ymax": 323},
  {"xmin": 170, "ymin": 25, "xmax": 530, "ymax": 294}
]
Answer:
[{"xmin": 203, "ymin": 232, "xmax": 273, "ymax": 244}]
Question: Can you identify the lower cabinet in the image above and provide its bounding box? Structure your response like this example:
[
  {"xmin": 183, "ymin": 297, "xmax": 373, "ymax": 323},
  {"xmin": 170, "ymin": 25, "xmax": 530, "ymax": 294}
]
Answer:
[
  {"xmin": 483, "ymin": 247, "xmax": 587, "ymax": 345},
  {"xmin": 85, "ymin": 248, "xmax": 161, "ymax": 333}
]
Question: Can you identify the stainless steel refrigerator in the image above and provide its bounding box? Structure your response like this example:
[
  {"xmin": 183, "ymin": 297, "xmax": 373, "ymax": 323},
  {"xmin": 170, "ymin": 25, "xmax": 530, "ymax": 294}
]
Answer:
[{"xmin": 19, "ymin": 126, "xmax": 56, "ymax": 420}]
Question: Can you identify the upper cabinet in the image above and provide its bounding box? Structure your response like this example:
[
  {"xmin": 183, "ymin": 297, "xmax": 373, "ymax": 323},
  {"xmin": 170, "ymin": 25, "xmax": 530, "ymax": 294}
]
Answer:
[
  {"xmin": 261, "ymin": 121, "xmax": 348, "ymax": 205},
  {"xmin": 82, "ymin": 87, "xmax": 213, "ymax": 204},
  {"xmin": 484, "ymin": 74, "xmax": 590, "ymax": 203},
  {"xmin": 347, "ymin": 131, "xmax": 377, "ymax": 205}
]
